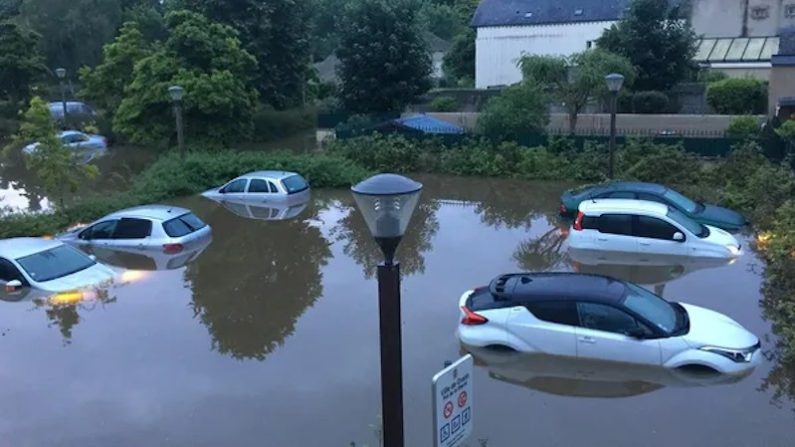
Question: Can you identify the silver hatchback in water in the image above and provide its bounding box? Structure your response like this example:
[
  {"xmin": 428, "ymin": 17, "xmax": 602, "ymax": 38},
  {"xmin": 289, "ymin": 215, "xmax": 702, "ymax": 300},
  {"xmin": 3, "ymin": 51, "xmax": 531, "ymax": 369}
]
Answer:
[
  {"xmin": 58, "ymin": 205, "xmax": 212, "ymax": 255},
  {"xmin": 201, "ymin": 171, "xmax": 311, "ymax": 203}
]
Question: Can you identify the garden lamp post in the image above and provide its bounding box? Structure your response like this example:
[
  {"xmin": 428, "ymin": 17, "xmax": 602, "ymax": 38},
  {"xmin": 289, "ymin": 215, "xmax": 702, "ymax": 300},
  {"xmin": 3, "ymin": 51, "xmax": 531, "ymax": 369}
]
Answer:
[
  {"xmin": 168, "ymin": 85, "xmax": 185, "ymax": 158},
  {"xmin": 606, "ymin": 73, "xmax": 625, "ymax": 179},
  {"xmin": 55, "ymin": 68, "xmax": 67, "ymax": 127},
  {"xmin": 351, "ymin": 174, "xmax": 423, "ymax": 447}
]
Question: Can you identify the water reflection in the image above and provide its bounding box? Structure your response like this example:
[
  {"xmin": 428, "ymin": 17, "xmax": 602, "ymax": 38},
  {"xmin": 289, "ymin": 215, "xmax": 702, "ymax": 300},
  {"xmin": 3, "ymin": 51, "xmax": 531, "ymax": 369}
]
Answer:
[
  {"xmin": 77, "ymin": 236, "xmax": 213, "ymax": 271},
  {"xmin": 466, "ymin": 346, "xmax": 751, "ymax": 399},
  {"xmin": 513, "ymin": 219, "xmax": 570, "ymax": 271},
  {"xmin": 182, "ymin": 196, "xmax": 332, "ymax": 360},
  {"xmin": 203, "ymin": 195, "xmax": 310, "ymax": 222}
]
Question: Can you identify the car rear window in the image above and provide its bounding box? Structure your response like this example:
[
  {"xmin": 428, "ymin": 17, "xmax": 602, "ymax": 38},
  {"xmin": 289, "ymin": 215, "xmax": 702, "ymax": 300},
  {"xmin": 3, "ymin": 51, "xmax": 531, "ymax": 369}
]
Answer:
[
  {"xmin": 163, "ymin": 213, "xmax": 207, "ymax": 238},
  {"xmin": 281, "ymin": 175, "xmax": 309, "ymax": 194}
]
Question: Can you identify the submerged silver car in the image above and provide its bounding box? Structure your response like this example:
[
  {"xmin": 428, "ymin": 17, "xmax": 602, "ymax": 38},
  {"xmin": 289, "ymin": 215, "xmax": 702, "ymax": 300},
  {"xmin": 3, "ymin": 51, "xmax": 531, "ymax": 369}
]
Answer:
[
  {"xmin": 201, "ymin": 171, "xmax": 311, "ymax": 203},
  {"xmin": 58, "ymin": 205, "xmax": 212, "ymax": 254}
]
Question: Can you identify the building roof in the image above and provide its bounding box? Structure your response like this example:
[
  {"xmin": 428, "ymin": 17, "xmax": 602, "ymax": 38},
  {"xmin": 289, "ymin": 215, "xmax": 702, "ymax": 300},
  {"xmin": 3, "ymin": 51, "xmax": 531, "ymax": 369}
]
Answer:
[
  {"xmin": 392, "ymin": 114, "xmax": 465, "ymax": 134},
  {"xmin": 0, "ymin": 238, "xmax": 63, "ymax": 259},
  {"xmin": 695, "ymin": 36, "xmax": 779, "ymax": 63},
  {"xmin": 471, "ymin": 0, "xmax": 630, "ymax": 28},
  {"xmin": 580, "ymin": 199, "xmax": 669, "ymax": 216}
]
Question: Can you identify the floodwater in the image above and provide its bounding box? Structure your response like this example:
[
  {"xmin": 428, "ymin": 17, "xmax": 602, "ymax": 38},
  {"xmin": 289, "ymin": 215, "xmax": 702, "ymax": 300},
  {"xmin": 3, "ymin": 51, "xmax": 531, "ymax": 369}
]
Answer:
[{"xmin": 1, "ymin": 175, "xmax": 794, "ymax": 446}]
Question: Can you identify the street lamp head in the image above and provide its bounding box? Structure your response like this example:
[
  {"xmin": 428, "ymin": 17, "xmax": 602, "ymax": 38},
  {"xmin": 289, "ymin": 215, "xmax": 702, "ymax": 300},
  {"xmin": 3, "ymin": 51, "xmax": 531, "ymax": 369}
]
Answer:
[
  {"xmin": 168, "ymin": 85, "xmax": 185, "ymax": 102},
  {"xmin": 55, "ymin": 68, "xmax": 66, "ymax": 79},
  {"xmin": 351, "ymin": 173, "xmax": 423, "ymax": 264},
  {"xmin": 605, "ymin": 73, "xmax": 625, "ymax": 93}
]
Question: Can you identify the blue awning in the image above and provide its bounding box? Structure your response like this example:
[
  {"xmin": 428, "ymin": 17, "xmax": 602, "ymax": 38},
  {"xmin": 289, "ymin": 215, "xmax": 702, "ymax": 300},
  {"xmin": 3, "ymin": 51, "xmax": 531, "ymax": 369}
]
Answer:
[{"xmin": 392, "ymin": 115, "xmax": 465, "ymax": 135}]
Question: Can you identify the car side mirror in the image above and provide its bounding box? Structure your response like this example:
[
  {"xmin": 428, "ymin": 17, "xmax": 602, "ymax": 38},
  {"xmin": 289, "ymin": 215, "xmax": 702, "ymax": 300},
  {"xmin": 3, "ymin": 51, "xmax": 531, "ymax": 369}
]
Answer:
[
  {"xmin": 5, "ymin": 280, "xmax": 22, "ymax": 291},
  {"xmin": 673, "ymin": 232, "xmax": 685, "ymax": 242}
]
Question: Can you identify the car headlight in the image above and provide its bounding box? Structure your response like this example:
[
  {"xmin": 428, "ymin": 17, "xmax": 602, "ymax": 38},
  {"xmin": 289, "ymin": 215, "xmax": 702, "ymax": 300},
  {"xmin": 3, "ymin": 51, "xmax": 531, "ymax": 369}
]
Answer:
[
  {"xmin": 700, "ymin": 344, "xmax": 759, "ymax": 363},
  {"xmin": 727, "ymin": 245, "xmax": 741, "ymax": 256}
]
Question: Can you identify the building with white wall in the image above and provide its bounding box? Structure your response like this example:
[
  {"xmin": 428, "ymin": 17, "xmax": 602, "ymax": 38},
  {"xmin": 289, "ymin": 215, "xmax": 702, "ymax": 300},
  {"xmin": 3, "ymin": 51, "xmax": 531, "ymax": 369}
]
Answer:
[{"xmin": 472, "ymin": 0, "xmax": 630, "ymax": 88}]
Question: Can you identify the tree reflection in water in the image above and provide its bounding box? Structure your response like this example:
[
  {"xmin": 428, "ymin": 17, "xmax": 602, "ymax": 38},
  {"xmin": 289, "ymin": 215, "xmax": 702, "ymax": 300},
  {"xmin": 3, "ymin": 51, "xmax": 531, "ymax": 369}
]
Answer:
[
  {"xmin": 186, "ymin": 200, "xmax": 332, "ymax": 360},
  {"xmin": 513, "ymin": 221, "xmax": 570, "ymax": 272},
  {"xmin": 34, "ymin": 289, "xmax": 117, "ymax": 344}
]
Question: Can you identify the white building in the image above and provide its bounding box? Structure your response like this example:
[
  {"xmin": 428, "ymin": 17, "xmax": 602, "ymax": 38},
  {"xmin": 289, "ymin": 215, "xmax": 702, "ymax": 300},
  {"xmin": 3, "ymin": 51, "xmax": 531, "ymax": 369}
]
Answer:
[{"xmin": 472, "ymin": 0, "xmax": 629, "ymax": 88}]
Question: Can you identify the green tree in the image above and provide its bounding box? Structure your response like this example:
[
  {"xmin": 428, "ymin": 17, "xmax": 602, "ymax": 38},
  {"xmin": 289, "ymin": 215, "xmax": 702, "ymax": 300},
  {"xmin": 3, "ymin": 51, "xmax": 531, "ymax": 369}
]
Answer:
[
  {"xmin": 175, "ymin": 0, "xmax": 310, "ymax": 109},
  {"xmin": 19, "ymin": 0, "xmax": 123, "ymax": 72},
  {"xmin": 727, "ymin": 115, "xmax": 762, "ymax": 140},
  {"xmin": 113, "ymin": 10, "xmax": 258, "ymax": 146},
  {"xmin": 520, "ymin": 50, "xmax": 634, "ymax": 133},
  {"xmin": 775, "ymin": 120, "xmax": 795, "ymax": 159},
  {"xmin": 79, "ymin": 22, "xmax": 149, "ymax": 115},
  {"xmin": 443, "ymin": 28, "xmax": 475, "ymax": 85},
  {"xmin": 122, "ymin": 2, "xmax": 167, "ymax": 43},
  {"xmin": 337, "ymin": 0, "xmax": 432, "ymax": 113},
  {"xmin": 476, "ymin": 83, "xmax": 549, "ymax": 140},
  {"xmin": 706, "ymin": 78, "xmax": 767, "ymax": 115},
  {"xmin": 0, "ymin": 21, "xmax": 45, "ymax": 103},
  {"xmin": 597, "ymin": 0, "xmax": 697, "ymax": 91},
  {"xmin": 8, "ymin": 97, "xmax": 98, "ymax": 207}
]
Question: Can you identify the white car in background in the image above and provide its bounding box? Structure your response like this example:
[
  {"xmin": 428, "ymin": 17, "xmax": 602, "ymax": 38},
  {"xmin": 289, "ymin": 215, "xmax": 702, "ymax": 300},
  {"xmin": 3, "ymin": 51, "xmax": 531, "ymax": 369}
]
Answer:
[
  {"xmin": 458, "ymin": 273, "xmax": 761, "ymax": 375},
  {"xmin": 23, "ymin": 130, "xmax": 108, "ymax": 162},
  {"xmin": 568, "ymin": 199, "xmax": 741, "ymax": 258},
  {"xmin": 0, "ymin": 238, "xmax": 115, "ymax": 293},
  {"xmin": 202, "ymin": 171, "xmax": 311, "ymax": 204}
]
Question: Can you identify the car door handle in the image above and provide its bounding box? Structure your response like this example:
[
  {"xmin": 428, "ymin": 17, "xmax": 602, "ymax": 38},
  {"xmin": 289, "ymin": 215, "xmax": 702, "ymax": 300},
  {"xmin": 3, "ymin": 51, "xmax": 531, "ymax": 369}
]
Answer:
[
  {"xmin": 597, "ymin": 238, "xmax": 608, "ymax": 242},
  {"xmin": 639, "ymin": 242, "xmax": 651, "ymax": 246},
  {"xmin": 579, "ymin": 336, "xmax": 596, "ymax": 344}
]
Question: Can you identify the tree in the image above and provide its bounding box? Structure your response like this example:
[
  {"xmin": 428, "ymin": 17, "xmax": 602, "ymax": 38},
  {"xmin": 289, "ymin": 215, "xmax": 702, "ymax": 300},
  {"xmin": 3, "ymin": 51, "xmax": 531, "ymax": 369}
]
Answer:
[
  {"xmin": 8, "ymin": 97, "xmax": 98, "ymax": 208},
  {"xmin": 113, "ymin": 10, "xmax": 258, "ymax": 146},
  {"xmin": 727, "ymin": 115, "xmax": 762, "ymax": 140},
  {"xmin": 79, "ymin": 22, "xmax": 149, "ymax": 115},
  {"xmin": 597, "ymin": 0, "xmax": 697, "ymax": 92},
  {"xmin": 0, "ymin": 21, "xmax": 45, "ymax": 103},
  {"xmin": 443, "ymin": 28, "xmax": 475, "ymax": 85},
  {"xmin": 122, "ymin": 2, "xmax": 167, "ymax": 43},
  {"xmin": 337, "ymin": 0, "xmax": 432, "ymax": 113},
  {"xmin": 520, "ymin": 50, "xmax": 634, "ymax": 133},
  {"xmin": 476, "ymin": 83, "xmax": 549, "ymax": 141},
  {"xmin": 175, "ymin": 0, "xmax": 311, "ymax": 109},
  {"xmin": 775, "ymin": 120, "xmax": 795, "ymax": 160},
  {"xmin": 19, "ymin": 0, "xmax": 123, "ymax": 72},
  {"xmin": 706, "ymin": 78, "xmax": 767, "ymax": 115}
]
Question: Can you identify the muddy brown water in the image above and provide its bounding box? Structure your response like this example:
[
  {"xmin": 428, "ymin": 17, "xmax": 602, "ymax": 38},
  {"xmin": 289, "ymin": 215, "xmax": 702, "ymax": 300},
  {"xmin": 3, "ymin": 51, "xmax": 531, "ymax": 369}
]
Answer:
[{"xmin": 0, "ymin": 174, "xmax": 794, "ymax": 446}]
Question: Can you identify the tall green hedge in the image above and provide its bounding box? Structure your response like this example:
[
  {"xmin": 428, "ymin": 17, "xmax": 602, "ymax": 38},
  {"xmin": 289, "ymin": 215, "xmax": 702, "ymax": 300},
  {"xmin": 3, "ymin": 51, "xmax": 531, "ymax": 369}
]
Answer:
[{"xmin": 706, "ymin": 78, "xmax": 767, "ymax": 115}]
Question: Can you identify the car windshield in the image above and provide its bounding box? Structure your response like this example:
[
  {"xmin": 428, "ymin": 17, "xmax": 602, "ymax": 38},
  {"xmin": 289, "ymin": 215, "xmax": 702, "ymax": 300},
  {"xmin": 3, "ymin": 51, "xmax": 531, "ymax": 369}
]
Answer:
[
  {"xmin": 15, "ymin": 245, "xmax": 96, "ymax": 283},
  {"xmin": 281, "ymin": 174, "xmax": 309, "ymax": 194},
  {"xmin": 663, "ymin": 189, "xmax": 699, "ymax": 213},
  {"xmin": 622, "ymin": 283, "xmax": 677, "ymax": 334},
  {"xmin": 666, "ymin": 207, "xmax": 709, "ymax": 238}
]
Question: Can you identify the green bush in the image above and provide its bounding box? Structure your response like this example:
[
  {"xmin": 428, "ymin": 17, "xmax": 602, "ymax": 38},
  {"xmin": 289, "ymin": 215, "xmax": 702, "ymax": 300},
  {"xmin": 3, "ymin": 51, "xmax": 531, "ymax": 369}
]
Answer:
[
  {"xmin": 476, "ymin": 83, "xmax": 549, "ymax": 140},
  {"xmin": 727, "ymin": 115, "xmax": 761, "ymax": 140},
  {"xmin": 697, "ymin": 70, "xmax": 728, "ymax": 84},
  {"xmin": 429, "ymin": 96, "xmax": 458, "ymax": 112},
  {"xmin": 706, "ymin": 78, "xmax": 767, "ymax": 114},
  {"xmin": 252, "ymin": 106, "xmax": 317, "ymax": 141},
  {"xmin": 631, "ymin": 91, "xmax": 670, "ymax": 114}
]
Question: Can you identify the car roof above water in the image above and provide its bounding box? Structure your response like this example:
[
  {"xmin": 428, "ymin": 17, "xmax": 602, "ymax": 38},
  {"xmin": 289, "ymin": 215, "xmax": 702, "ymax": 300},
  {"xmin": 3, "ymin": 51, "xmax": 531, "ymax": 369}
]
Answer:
[
  {"xmin": 0, "ymin": 237, "xmax": 63, "ymax": 259},
  {"xmin": 106, "ymin": 205, "xmax": 191, "ymax": 221},
  {"xmin": 604, "ymin": 181, "xmax": 667, "ymax": 193},
  {"xmin": 579, "ymin": 199, "xmax": 669, "ymax": 216},
  {"xmin": 237, "ymin": 171, "xmax": 300, "ymax": 181},
  {"xmin": 489, "ymin": 272, "xmax": 627, "ymax": 304}
]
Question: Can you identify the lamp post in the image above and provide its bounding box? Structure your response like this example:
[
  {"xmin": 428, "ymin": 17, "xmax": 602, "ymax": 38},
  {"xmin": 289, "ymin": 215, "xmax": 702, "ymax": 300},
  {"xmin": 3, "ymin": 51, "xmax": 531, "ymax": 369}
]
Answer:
[
  {"xmin": 351, "ymin": 174, "xmax": 423, "ymax": 447},
  {"xmin": 168, "ymin": 85, "xmax": 185, "ymax": 158},
  {"xmin": 605, "ymin": 73, "xmax": 625, "ymax": 179},
  {"xmin": 55, "ymin": 68, "xmax": 67, "ymax": 128}
]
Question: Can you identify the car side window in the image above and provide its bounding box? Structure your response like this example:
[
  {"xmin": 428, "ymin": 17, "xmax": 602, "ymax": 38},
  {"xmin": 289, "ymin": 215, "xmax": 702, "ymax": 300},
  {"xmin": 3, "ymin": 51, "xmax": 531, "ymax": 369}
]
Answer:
[
  {"xmin": 81, "ymin": 220, "xmax": 118, "ymax": 240},
  {"xmin": 0, "ymin": 258, "xmax": 25, "ymax": 283},
  {"xmin": 526, "ymin": 301, "xmax": 579, "ymax": 326},
  {"xmin": 597, "ymin": 214, "xmax": 633, "ymax": 235},
  {"xmin": 248, "ymin": 179, "xmax": 271, "ymax": 193},
  {"xmin": 577, "ymin": 302, "xmax": 648, "ymax": 336},
  {"xmin": 268, "ymin": 181, "xmax": 279, "ymax": 193},
  {"xmin": 113, "ymin": 218, "xmax": 153, "ymax": 239},
  {"xmin": 635, "ymin": 216, "xmax": 680, "ymax": 240},
  {"xmin": 221, "ymin": 179, "xmax": 247, "ymax": 193}
]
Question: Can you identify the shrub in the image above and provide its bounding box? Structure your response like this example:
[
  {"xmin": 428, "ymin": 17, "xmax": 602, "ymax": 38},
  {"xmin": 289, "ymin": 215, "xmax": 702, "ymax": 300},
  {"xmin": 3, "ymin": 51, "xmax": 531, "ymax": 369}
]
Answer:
[
  {"xmin": 252, "ymin": 106, "xmax": 317, "ymax": 141},
  {"xmin": 620, "ymin": 138, "xmax": 701, "ymax": 185},
  {"xmin": 476, "ymin": 83, "xmax": 549, "ymax": 140},
  {"xmin": 697, "ymin": 70, "xmax": 728, "ymax": 83},
  {"xmin": 631, "ymin": 91, "xmax": 670, "ymax": 114},
  {"xmin": 727, "ymin": 115, "xmax": 761, "ymax": 140},
  {"xmin": 429, "ymin": 96, "xmax": 458, "ymax": 112},
  {"xmin": 706, "ymin": 78, "xmax": 767, "ymax": 114}
]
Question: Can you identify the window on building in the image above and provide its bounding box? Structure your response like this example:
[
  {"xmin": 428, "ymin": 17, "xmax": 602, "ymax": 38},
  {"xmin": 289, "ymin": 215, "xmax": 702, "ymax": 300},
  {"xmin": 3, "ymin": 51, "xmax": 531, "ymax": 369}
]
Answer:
[
  {"xmin": 586, "ymin": 40, "xmax": 593, "ymax": 49},
  {"xmin": 751, "ymin": 6, "xmax": 769, "ymax": 20}
]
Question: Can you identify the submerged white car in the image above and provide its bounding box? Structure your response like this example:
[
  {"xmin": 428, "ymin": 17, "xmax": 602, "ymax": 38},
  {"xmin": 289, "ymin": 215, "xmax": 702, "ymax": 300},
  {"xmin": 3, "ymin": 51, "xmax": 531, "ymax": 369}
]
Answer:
[
  {"xmin": 458, "ymin": 273, "xmax": 761, "ymax": 375},
  {"xmin": 568, "ymin": 199, "xmax": 741, "ymax": 258},
  {"xmin": 202, "ymin": 171, "xmax": 310, "ymax": 203},
  {"xmin": 0, "ymin": 238, "xmax": 115, "ymax": 293}
]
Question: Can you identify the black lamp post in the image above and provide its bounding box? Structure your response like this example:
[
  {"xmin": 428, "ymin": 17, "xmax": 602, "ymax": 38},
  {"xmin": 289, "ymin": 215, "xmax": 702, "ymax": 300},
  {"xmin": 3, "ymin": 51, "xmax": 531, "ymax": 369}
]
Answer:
[
  {"xmin": 55, "ymin": 67, "xmax": 67, "ymax": 127},
  {"xmin": 351, "ymin": 174, "xmax": 423, "ymax": 447},
  {"xmin": 168, "ymin": 85, "xmax": 185, "ymax": 158},
  {"xmin": 605, "ymin": 73, "xmax": 625, "ymax": 179}
]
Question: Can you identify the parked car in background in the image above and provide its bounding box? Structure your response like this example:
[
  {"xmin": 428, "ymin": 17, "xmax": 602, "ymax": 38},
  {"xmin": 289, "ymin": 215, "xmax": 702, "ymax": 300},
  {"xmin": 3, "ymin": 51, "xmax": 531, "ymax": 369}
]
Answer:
[
  {"xmin": 48, "ymin": 101, "xmax": 96, "ymax": 123},
  {"xmin": 560, "ymin": 181, "xmax": 746, "ymax": 232},
  {"xmin": 458, "ymin": 273, "xmax": 761, "ymax": 375},
  {"xmin": 0, "ymin": 238, "xmax": 115, "ymax": 293},
  {"xmin": 58, "ymin": 205, "xmax": 211, "ymax": 254},
  {"xmin": 23, "ymin": 130, "xmax": 108, "ymax": 162},
  {"xmin": 202, "ymin": 171, "xmax": 311, "ymax": 203},
  {"xmin": 568, "ymin": 199, "xmax": 741, "ymax": 258}
]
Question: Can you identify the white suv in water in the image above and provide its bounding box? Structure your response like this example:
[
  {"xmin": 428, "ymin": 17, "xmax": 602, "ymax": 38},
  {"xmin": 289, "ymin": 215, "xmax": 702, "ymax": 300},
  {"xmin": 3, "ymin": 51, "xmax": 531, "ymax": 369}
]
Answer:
[
  {"xmin": 567, "ymin": 199, "xmax": 741, "ymax": 258},
  {"xmin": 457, "ymin": 273, "xmax": 761, "ymax": 375}
]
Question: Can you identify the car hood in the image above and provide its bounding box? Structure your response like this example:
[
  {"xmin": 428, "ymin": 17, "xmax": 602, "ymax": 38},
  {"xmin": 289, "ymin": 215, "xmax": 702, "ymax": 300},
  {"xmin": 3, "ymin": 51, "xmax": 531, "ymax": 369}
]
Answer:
[
  {"xmin": 704, "ymin": 225, "xmax": 741, "ymax": 251},
  {"xmin": 680, "ymin": 303, "xmax": 758, "ymax": 349},
  {"xmin": 694, "ymin": 204, "xmax": 746, "ymax": 229},
  {"xmin": 35, "ymin": 263, "xmax": 117, "ymax": 292}
]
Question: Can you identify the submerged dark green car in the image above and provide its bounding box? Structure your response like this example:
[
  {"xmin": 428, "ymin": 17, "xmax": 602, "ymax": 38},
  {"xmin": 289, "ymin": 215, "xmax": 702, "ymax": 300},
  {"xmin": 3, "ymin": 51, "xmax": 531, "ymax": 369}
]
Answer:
[{"xmin": 560, "ymin": 181, "xmax": 747, "ymax": 232}]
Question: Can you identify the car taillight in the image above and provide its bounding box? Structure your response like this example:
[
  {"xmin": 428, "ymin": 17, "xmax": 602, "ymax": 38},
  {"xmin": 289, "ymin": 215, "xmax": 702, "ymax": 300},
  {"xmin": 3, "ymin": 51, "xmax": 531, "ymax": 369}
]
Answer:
[
  {"xmin": 573, "ymin": 211, "xmax": 585, "ymax": 231},
  {"xmin": 163, "ymin": 243, "xmax": 184, "ymax": 254},
  {"xmin": 559, "ymin": 203, "xmax": 567, "ymax": 214},
  {"xmin": 461, "ymin": 306, "xmax": 488, "ymax": 326}
]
